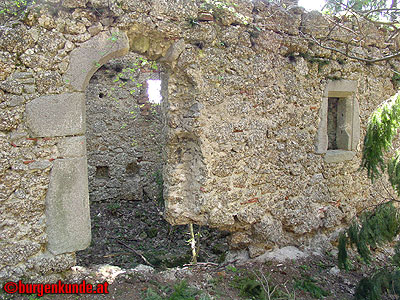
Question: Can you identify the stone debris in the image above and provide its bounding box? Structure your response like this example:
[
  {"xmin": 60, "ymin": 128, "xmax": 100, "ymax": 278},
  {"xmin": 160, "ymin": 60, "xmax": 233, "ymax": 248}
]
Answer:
[
  {"xmin": 253, "ymin": 246, "xmax": 309, "ymax": 263},
  {"xmin": 0, "ymin": 0, "xmax": 397, "ymax": 282}
]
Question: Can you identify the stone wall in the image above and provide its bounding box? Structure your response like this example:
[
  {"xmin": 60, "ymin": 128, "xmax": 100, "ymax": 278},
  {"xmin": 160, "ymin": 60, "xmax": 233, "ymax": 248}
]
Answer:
[
  {"xmin": 0, "ymin": 0, "xmax": 399, "ymax": 281},
  {"xmin": 86, "ymin": 53, "xmax": 163, "ymax": 203}
]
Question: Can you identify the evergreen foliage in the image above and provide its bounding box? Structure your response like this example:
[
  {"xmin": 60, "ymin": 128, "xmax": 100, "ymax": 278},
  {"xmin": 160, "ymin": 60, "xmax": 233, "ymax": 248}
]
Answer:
[
  {"xmin": 293, "ymin": 275, "xmax": 331, "ymax": 299},
  {"xmin": 361, "ymin": 93, "xmax": 400, "ymax": 183},
  {"xmin": 338, "ymin": 202, "xmax": 400, "ymax": 267},
  {"xmin": 354, "ymin": 269, "xmax": 400, "ymax": 300},
  {"xmin": 142, "ymin": 281, "xmax": 210, "ymax": 300},
  {"xmin": 339, "ymin": 92, "xmax": 400, "ymax": 299}
]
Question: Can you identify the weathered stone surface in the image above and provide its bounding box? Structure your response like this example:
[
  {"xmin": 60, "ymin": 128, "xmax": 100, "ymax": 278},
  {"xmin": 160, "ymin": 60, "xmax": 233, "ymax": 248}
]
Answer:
[
  {"xmin": 45, "ymin": 157, "xmax": 91, "ymax": 255},
  {"xmin": 0, "ymin": 241, "xmax": 41, "ymax": 266},
  {"xmin": 0, "ymin": 52, "xmax": 16, "ymax": 80},
  {"xmin": 324, "ymin": 80, "xmax": 358, "ymax": 98},
  {"xmin": 58, "ymin": 136, "xmax": 86, "ymax": 158},
  {"xmin": 0, "ymin": 0, "xmax": 399, "ymax": 282},
  {"xmin": 28, "ymin": 253, "xmax": 76, "ymax": 275},
  {"xmin": 0, "ymin": 25, "xmax": 35, "ymax": 54},
  {"xmin": 161, "ymin": 39, "xmax": 187, "ymax": 69},
  {"xmin": 62, "ymin": 0, "xmax": 88, "ymax": 8},
  {"xmin": 28, "ymin": 160, "xmax": 53, "ymax": 170},
  {"xmin": 324, "ymin": 150, "xmax": 356, "ymax": 163},
  {"xmin": 35, "ymin": 71, "xmax": 63, "ymax": 94},
  {"xmin": 26, "ymin": 93, "xmax": 85, "ymax": 137},
  {"xmin": 253, "ymin": 215, "xmax": 284, "ymax": 246},
  {"xmin": 0, "ymin": 106, "xmax": 24, "ymax": 131},
  {"xmin": 254, "ymin": 246, "xmax": 308, "ymax": 263},
  {"xmin": 0, "ymin": 78, "xmax": 23, "ymax": 94},
  {"xmin": 64, "ymin": 30, "xmax": 129, "ymax": 91},
  {"xmin": 85, "ymin": 54, "xmax": 163, "ymax": 202}
]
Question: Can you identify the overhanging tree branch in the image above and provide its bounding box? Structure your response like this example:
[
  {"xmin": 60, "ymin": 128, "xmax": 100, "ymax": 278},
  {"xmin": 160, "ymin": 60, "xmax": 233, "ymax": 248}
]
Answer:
[{"xmin": 301, "ymin": 32, "xmax": 400, "ymax": 63}]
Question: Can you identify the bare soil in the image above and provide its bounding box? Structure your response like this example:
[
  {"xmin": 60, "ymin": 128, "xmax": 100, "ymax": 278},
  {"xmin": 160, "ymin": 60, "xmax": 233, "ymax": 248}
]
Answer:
[
  {"xmin": 5, "ymin": 251, "xmax": 394, "ymax": 300},
  {"xmin": 2, "ymin": 196, "xmax": 396, "ymax": 300}
]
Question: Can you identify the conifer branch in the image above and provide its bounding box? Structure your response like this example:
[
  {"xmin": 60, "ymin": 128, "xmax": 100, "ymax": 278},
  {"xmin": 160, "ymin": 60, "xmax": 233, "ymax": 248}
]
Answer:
[{"xmin": 361, "ymin": 93, "xmax": 400, "ymax": 183}]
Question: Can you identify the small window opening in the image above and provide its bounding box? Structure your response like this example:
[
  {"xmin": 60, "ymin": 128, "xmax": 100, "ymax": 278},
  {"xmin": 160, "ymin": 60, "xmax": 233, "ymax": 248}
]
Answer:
[
  {"xmin": 327, "ymin": 97, "xmax": 339, "ymax": 150},
  {"xmin": 95, "ymin": 166, "xmax": 109, "ymax": 179},
  {"xmin": 126, "ymin": 161, "xmax": 139, "ymax": 177},
  {"xmin": 147, "ymin": 80, "xmax": 162, "ymax": 104}
]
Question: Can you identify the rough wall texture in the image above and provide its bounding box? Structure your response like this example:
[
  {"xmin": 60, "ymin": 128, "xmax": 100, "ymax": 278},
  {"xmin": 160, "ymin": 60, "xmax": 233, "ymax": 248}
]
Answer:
[
  {"xmin": 0, "ymin": 0, "xmax": 399, "ymax": 281},
  {"xmin": 86, "ymin": 53, "xmax": 163, "ymax": 203}
]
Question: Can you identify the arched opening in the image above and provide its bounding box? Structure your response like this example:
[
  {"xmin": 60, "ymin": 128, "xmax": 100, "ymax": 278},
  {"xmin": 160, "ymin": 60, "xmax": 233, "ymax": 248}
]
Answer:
[
  {"xmin": 33, "ymin": 29, "xmax": 228, "ymax": 267},
  {"xmin": 76, "ymin": 52, "xmax": 229, "ymax": 268}
]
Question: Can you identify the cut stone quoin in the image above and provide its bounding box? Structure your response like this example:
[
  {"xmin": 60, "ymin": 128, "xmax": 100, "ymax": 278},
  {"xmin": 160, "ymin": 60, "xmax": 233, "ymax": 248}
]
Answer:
[
  {"xmin": 0, "ymin": 0, "xmax": 398, "ymax": 282},
  {"xmin": 25, "ymin": 93, "xmax": 86, "ymax": 137}
]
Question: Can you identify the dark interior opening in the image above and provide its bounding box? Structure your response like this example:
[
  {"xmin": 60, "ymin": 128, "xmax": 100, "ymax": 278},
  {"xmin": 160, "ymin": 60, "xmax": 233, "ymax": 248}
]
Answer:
[{"xmin": 327, "ymin": 97, "xmax": 339, "ymax": 150}]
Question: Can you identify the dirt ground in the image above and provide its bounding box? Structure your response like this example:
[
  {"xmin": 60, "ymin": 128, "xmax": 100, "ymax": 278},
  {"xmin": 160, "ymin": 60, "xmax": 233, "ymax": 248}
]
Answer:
[
  {"xmin": 3, "ymin": 250, "xmax": 395, "ymax": 300},
  {"xmin": 2, "ymin": 195, "xmax": 397, "ymax": 300}
]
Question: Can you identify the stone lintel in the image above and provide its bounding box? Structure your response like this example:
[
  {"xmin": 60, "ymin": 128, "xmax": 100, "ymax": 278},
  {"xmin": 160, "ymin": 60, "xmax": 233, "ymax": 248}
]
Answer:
[{"xmin": 323, "ymin": 80, "xmax": 357, "ymax": 98}]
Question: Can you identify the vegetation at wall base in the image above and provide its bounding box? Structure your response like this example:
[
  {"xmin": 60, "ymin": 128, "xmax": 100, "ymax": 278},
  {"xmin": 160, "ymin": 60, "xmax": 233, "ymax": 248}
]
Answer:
[
  {"xmin": 142, "ymin": 280, "xmax": 210, "ymax": 300},
  {"xmin": 338, "ymin": 91, "xmax": 400, "ymax": 300}
]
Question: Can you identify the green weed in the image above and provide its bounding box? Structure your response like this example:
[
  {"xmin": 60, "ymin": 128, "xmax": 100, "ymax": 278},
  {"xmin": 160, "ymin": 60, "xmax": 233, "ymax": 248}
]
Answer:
[
  {"xmin": 294, "ymin": 275, "xmax": 330, "ymax": 299},
  {"xmin": 142, "ymin": 280, "xmax": 211, "ymax": 300}
]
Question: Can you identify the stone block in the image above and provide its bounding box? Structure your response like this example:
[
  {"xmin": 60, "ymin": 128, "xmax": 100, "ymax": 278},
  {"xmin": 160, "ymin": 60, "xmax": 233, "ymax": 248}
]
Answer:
[
  {"xmin": 254, "ymin": 246, "xmax": 308, "ymax": 263},
  {"xmin": 26, "ymin": 93, "xmax": 85, "ymax": 137},
  {"xmin": 315, "ymin": 97, "xmax": 328, "ymax": 153},
  {"xmin": 323, "ymin": 80, "xmax": 357, "ymax": 98},
  {"xmin": 46, "ymin": 157, "xmax": 91, "ymax": 255},
  {"xmin": 336, "ymin": 98, "xmax": 352, "ymax": 150},
  {"xmin": 62, "ymin": 0, "xmax": 87, "ymax": 8},
  {"xmin": 324, "ymin": 150, "xmax": 356, "ymax": 163},
  {"xmin": 0, "ymin": 106, "xmax": 23, "ymax": 131},
  {"xmin": 352, "ymin": 99, "xmax": 361, "ymax": 151},
  {"xmin": 64, "ymin": 30, "xmax": 129, "ymax": 91},
  {"xmin": 58, "ymin": 136, "xmax": 86, "ymax": 158}
]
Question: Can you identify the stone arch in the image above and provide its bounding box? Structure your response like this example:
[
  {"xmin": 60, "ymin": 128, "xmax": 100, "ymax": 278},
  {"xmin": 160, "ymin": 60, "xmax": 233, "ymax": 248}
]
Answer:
[
  {"xmin": 25, "ymin": 29, "xmax": 129, "ymax": 255},
  {"xmin": 25, "ymin": 28, "xmax": 204, "ymax": 256}
]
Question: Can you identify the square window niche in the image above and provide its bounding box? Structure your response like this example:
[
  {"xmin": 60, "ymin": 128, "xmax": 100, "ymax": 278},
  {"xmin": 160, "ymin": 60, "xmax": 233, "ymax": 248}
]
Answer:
[{"xmin": 316, "ymin": 80, "xmax": 360, "ymax": 163}]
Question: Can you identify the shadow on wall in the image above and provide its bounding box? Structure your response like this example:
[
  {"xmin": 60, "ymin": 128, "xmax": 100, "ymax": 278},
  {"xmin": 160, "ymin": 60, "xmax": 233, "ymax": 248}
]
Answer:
[{"xmin": 85, "ymin": 53, "xmax": 164, "ymax": 204}]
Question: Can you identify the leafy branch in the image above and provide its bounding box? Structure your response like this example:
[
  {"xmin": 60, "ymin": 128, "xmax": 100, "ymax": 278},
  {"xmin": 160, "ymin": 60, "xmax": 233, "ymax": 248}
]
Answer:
[
  {"xmin": 0, "ymin": 0, "xmax": 34, "ymax": 23},
  {"xmin": 295, "ymin": 0, "xmax": 400, "ymax": 64}
]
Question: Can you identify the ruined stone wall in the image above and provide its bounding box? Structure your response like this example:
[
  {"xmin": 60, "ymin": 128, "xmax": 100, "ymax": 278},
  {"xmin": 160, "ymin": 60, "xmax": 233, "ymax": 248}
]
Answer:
[
  {"xmin": 0, "ymin": 0, "xmax": 399, "ymax": 282},
  {"xmin": 86, "ymin": 53, "xmax": 163, "ymax": 203}
]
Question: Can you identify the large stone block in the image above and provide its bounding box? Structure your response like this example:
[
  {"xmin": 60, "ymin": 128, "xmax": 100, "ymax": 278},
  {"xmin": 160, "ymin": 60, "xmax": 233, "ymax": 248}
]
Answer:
[
  {"xmin": 45, "ymin": 157, "xmax": 91, "ymax": 255},
  {"xmin": 58, "ymin": 136, "xmax": 87, "ymax": 158},
  {"xmin": 64, "ymin": 29, "xmax": 129, "ymax": 92},
  {"xmin": 323, "ymin": 80, "xmax": 357, "ymax": 98},
  {"xmin": 315, "ymin": 97, "xmax": 328, "ymax": 154},
  {"xmin": 26, "ymin": 93, "xmax": 85, "ymax": 137},
  {"xmin": 324, "ymin": 150, "xmax": 356, "ymax": 163},
  {"xmin": 336, "ymin": 98, "xmax": 352, "ymax": 150}
]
